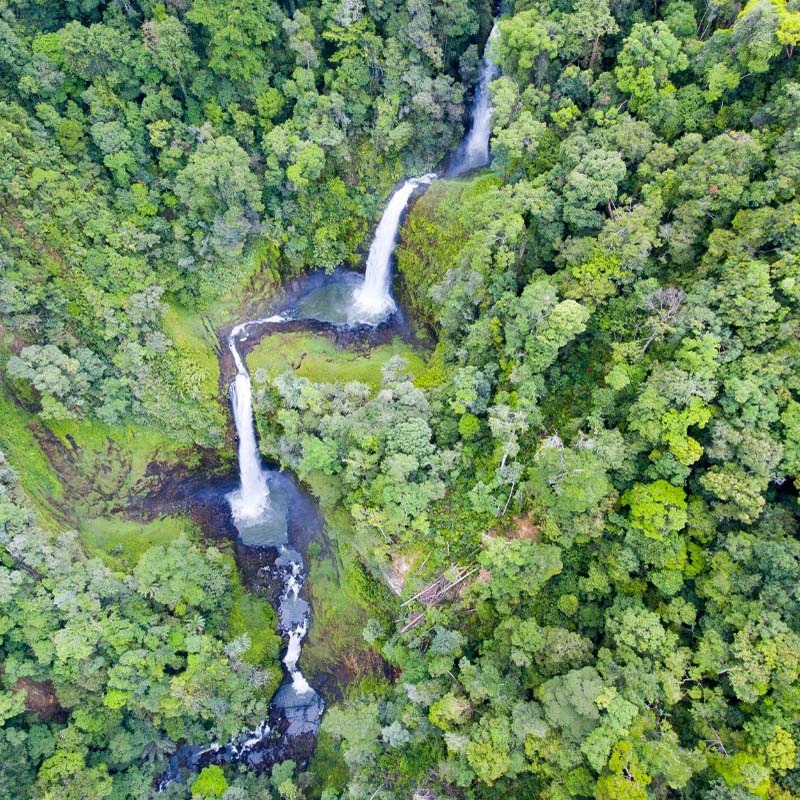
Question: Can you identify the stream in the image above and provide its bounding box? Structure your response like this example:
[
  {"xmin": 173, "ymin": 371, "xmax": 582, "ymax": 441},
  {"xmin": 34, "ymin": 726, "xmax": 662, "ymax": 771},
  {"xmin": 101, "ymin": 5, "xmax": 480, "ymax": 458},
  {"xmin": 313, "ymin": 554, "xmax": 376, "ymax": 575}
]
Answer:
[{"xmin": 158, "ymin": 20, "xmax": 500, "ymax": 786}]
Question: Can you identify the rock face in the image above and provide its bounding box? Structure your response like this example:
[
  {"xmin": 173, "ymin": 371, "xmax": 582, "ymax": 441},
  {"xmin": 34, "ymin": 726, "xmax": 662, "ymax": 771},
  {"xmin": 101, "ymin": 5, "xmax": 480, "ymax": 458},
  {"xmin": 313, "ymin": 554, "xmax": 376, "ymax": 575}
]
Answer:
[{"xmin": 272, "ymin": 683, "xmax": 325, "ymax": 738}]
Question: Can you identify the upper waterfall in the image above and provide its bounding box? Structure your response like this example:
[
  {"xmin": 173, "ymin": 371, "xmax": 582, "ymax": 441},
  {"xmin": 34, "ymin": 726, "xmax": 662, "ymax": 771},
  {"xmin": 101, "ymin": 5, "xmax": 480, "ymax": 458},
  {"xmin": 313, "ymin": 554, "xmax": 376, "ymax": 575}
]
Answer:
[
  {"xmin": 448, "ymin": 22, "xmax": 500, "ymax": 177},
  {"xmin": 272, "ymin": 22, "xmax": 503, "ymax": 328},
  {"xmin": 352, "ymin": 174, "xmax": 436, "ymax": 319}
]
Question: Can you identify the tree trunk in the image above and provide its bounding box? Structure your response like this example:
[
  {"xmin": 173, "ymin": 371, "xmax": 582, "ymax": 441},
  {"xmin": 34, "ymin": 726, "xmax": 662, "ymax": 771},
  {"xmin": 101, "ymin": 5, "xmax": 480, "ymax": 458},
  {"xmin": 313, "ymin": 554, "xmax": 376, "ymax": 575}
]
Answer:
[{"xmin": 589, "ymin": 36, "xmax": 600, "ymax": 69}]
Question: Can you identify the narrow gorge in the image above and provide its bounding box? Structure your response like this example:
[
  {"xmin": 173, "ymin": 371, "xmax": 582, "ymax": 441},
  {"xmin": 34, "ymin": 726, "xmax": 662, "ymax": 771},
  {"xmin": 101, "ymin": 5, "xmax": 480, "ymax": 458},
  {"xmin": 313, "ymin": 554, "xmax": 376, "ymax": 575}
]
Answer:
[{"xmin": 161, "ymin": 20, "xmax": 503, "ymax": 780}]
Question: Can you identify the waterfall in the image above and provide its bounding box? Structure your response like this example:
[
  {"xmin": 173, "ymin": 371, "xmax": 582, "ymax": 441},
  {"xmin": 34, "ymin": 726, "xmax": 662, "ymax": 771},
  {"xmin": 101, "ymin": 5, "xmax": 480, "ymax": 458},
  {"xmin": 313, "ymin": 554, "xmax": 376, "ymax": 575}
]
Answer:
[
  {"xmin": 353, "ymin": 174, "xmax": 436, "ymax": 318},
  {"xmin": 225, "ymin": 318, "xmax": 321, "ymax": 742},
  {"xmin": 347, "ymin": 20, "xmax": 501, "ymax": 317},
  {"xmin": 226, "ymin": 325, "xmax": 271, "ymax": 523},
  {"xmin": 226, "ymin": 318, "xmax": 317, "ymax": 698},
  {"xmin": 448, "ymin": 22, "xmax": 500, "ymax": 177},
  {"xmin": 282, "ymin": 561, "xmax": 313, "ymax": 695}
]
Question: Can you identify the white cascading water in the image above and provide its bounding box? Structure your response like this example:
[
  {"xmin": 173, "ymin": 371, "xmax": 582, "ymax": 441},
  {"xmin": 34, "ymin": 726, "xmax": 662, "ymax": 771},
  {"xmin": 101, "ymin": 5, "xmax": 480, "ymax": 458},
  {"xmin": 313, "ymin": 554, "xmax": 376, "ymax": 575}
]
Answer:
[
  {"xmin": 282, "ymin": 562, "xmax": 313, "ymax": 694},
  {"xmin": 160, "ymin": 21, "xmax": 509, "ymax": 787},
  {"xmin": 157, "ymin": 317, "xmax": 324, "ymax": 788},
  {"xmin": 349, "ymin": 22, "xmax": 500, "ymax": 316},
  {"xmin": 352, "ymin": 174, "xmax": 436, "ymax": 318},
  {"xmin": 227, "ymin": 318, "xmax": 316, "ymax": 718},
  {"xmin": 228, "ymin": 370, "xmax": 270, "ymax": 522},
  {"xmin": 226, "ymin": 319, "xmax": 284, "ymax": 523},
  {"xmin": 227, "ymin": 320, "xmax": 314, "ymax": 687},
  {"xmin": 448, "ymin": 22, "xmax": 500, "ymax": 177}
]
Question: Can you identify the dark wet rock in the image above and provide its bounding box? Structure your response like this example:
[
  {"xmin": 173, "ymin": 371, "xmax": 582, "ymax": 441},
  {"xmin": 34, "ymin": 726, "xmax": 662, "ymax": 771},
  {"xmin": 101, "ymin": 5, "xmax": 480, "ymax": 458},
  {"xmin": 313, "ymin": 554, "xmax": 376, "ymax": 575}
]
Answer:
[{"xmin": 273, "ymin": 683, "xmax": 325, "ymax": 738}]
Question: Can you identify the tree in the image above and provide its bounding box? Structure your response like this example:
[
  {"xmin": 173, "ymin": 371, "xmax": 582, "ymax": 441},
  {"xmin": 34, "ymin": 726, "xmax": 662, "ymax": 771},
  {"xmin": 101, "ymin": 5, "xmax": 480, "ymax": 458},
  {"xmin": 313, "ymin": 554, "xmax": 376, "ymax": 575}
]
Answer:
[
  {"xmin": 503, "ymin": 278, "xmax": 591, "ymax": 375},
  {"xmin": 191, "ymin": 765, "xmax": 228, "ymax": 797},
  {"xmin": 323, "ymin": 702, "xmax": 382, "ymax": 768},
  {"xmin": 34, "ymin": 751, "xmax": 113, "ymax": 800},
  {"xmin": 141, "ymin": 14, "xmax": 198, "ymax": 100},
  {"xmin": 186, "ymin": 0, "xmax": 278, "ymax": 86},
  {"xmin": 621, "ymin": 481, "xmax": 688, "ymax": 540},
  {"xmin": 540, "ymin": 667, "xmax": 604, "ymax": 742},
  {"xmin": 497, "ymin": 10, "xmax": 562, "ymax": 84},
  {"xmin": 173, "ymin": 136, "xmax": 263, "ymax": 267},
  {"xmin": 7, "ymin": 345, "xmax": 100, "ymax": 420},
  {"xmin": 465, "ymin": 716, "xmax": 512, "ymax": 785},
  {"xmin": 614, "ymin": 22, "xmax": 688, "ymax": 111},
  {"xmin": 732, "ymin": 0, "xmax": 784, "ymax": 72},
  {"xmin": 557, "ymin": 136, "xmax": 626, "ymax": 230},
  {"xmin": 776, "ymin": 0, "xmax": 800, "ymax": 56},
  {"xmin": 563, "ymin": 0, "xmax": 619, "ymax": 68},
  {"xmin": 474, "ymin": 538, "xmax": 563, "ymax": 611},
  {"xmin": 286, "ymin": 140, "xmax": 326, "ymax": 188}
]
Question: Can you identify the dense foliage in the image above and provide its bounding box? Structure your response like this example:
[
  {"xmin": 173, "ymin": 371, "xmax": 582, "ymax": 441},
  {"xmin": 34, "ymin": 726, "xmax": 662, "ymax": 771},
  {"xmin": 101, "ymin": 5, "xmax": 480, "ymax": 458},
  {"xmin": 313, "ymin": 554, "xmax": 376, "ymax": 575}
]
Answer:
[
  {"xmin": 1, "ymin": 0, "xmax": 487, "ymax": 441},
  {"xmin": 253, "ymin": 0, "xmax": 800, "ymax": 798},
  {"xmin": 0, "ymin": 450, "xmax": 280, "ymax": 799}
]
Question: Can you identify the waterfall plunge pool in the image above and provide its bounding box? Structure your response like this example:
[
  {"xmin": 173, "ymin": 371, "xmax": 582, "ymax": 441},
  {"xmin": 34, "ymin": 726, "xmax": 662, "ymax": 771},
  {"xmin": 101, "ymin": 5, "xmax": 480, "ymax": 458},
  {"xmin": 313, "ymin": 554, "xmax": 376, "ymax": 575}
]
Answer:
[
  {"xmin": 292, "ymin": 269, "xmax": 387, "ymax": 327},
  {"xmin": 289, "ymin": 175, "xmax": 436, "ymax": 329}
]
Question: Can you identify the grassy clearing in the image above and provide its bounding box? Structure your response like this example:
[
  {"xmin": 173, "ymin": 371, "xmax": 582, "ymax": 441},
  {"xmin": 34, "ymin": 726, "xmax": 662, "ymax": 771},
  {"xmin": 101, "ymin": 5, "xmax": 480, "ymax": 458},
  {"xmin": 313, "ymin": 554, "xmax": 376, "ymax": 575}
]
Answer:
[
  {"xmin": 0, "ymin": 335, "xmax": 64, "ymax": 526},
  {"xmin": 39, "ymin": 418, "xmax": 208, "ymax": 548},
  {"xmin": 247, "ymin": 332, "xmax": 427, "ymax": 390},
  {"xmin": 46, "ymin": 416, "xmax": 188, "ymax": 485}
]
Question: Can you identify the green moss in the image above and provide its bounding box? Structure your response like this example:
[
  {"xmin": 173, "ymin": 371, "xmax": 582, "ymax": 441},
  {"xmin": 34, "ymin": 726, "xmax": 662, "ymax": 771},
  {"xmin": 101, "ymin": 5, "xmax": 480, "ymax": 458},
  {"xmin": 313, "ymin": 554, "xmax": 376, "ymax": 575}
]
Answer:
[
  {"xmin": 0, "ymin": 339, "xmax": 64, "ymax": 524},
  {"xmin": 302, "ymin": 551, "xmax": 371, "ymax": 676},
  {"xmin": 201, "ymin": 241, "xmax": 283, "ymax": 328},
  {"xmin": 341, "ymin": 554, "xmax": 395, "ymax": 624},
  {"xmin": 225, "ymin": 554, "xmax": 283, "ymax": 698},
  {"xmin": 0, "ymin": 391, "xmax": 62, "ymax": 510},
  {"xmin": 413, "ymin": 341, "xmax": 451, "ymax": 389},
  {"xmin": 80, "ymin": 515, "xmax": 196, "ymax": 572},
  {"xmin": 398, "ymin": 173, "xmax": 502, "ymax": 325},
  {"xmin": 46, "ymin": 416, "xmax": 185, "ymax": 482},
  {"xmin": 293, "ymin": 471, "xmax": 394, "ymax": 685},
  {"xmin": 36, "ymin": 417, "xmax": 211, "ymax": 531},
  {"xmin": 162, "ymin": 304, "xmax": 222, "ymax": 407},
  {"xmin": 247, "ymin": 332, "xmax": 427, "ymax": 390},
  {"xmin": 229, "ymin": 584, "xmax": 282, "ymax": 666}
]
